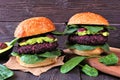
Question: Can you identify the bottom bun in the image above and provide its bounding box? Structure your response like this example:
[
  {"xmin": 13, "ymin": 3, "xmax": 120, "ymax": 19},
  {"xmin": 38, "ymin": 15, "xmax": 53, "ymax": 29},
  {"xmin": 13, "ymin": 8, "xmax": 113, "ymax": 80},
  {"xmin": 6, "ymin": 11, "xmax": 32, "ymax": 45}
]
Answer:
[
  {"xmin": 70, "ymin": 48, "xmax": 104, "ymax": 56},
  {"xmin": 16, "ymin": 56, "xmax": 57, "ymax": 68}
]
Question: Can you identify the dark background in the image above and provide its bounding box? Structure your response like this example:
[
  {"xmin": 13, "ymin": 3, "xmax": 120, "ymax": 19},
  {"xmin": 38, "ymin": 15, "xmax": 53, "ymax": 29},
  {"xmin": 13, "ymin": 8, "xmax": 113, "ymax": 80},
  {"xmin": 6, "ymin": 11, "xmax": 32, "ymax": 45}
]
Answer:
[{"xmin": 0, "ymin": 0, "xmax": 120, "ymax": 80}]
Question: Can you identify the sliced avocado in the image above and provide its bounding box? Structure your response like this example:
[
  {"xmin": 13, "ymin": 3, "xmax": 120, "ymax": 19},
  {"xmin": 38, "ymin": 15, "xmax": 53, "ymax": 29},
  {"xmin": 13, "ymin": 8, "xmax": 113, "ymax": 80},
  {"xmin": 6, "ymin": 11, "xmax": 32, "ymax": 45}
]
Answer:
[
  {"xmin": 77, "ymin": 31, "xmax": 90, "ymax": 36},
  {"xmin": 0, "ymin": 42, "xmax": 13, "ymax": 54},
  {"xmin": 0, "ymin": 38, "xmax": 18, "ymax": 59},
  {"xmin": 102, "ymin": 32, "xmax": 109, "ymax": 36},
  {"xmin": 19, "ymin": 36, "xmax": 57, "ymax": 46}
]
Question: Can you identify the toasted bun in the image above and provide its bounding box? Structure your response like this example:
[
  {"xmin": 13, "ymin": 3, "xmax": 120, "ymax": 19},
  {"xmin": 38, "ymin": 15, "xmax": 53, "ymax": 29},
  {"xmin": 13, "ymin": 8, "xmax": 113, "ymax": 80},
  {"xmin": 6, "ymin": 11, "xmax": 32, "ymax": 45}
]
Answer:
[
  {"xmin": 68, "ymin": 12, "xmax": 109, "ymax": 25},
  {"xmin": 69, "ymin": 48, "xmax": 104, "ymax": 56},
  {"xmin": 14, "ymin": 17, "xmax": 55, "ymax": 38},
  {"xmin": 16, "ymin": 56, "xmax": 57, "ymax": 67}
]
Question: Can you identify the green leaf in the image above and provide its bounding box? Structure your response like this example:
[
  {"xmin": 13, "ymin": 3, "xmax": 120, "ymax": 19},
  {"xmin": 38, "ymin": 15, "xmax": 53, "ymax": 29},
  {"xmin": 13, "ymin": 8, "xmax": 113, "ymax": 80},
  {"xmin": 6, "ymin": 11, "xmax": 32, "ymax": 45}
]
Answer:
[
  {"xmin": 82, "ymin": 64, "xmax": 98, "ymax": 77},
  {"xmin": 67, "ymin": 43, "xmax": 110, "ymax": 52},
  {"xmin": 51, "ymin": 31, "xmax": 63, "ymax": 35},
  {"xmin": 13, "ymin": 50, "xmax": 61, "ymax": 64},
  {"xmin": 67, "ymin": 44, "xmax": 96, "ymax": 51},
  {"xmin": 0, "ymin": 76, "xmax": 4, "ymax": 80},
  {"xmin": 67, "ymin": 24, "xmax": 79, "ymax": 28},
  {"xmin": 83, "ymin": 26, "xmax": 104, "ymax": 34},
  {"xmin": 64, "ymin": 27, "xmax": 78, "ymax": 34},
  {"xmin": 20, "ymin": 54, "xmax": 46, "ymax": 64},
  {"xmin": 0, "ymin": 64, "xmax": 14, "ymax": 80},
  {"xmin": 100, "ymin": 43, "xmax": 110, "ymax": 52},
  {"xmin": 11, "ymin": 52, "xmax": 19, "ymax": 56},
  {"xmin": 106, "ymin": 26, "xmax": 116, "ymax": 30},
  {"xmin": 64, "ymin": 25, "xmax": 79, "ymax": 34},
  {"xmin": 99, "ymin": 53, "xmax": 119, "ymax": 66},
  {"xmin": 8, "ymin": 38, "xmax": 19, "ymax": 46},
  {"xmin": 60, "ymin": 56, "xmax": 86, "ymax": 73},
  {"xmin": 39, "ymin": 50, "xmax": 61, "ymax": 58}
]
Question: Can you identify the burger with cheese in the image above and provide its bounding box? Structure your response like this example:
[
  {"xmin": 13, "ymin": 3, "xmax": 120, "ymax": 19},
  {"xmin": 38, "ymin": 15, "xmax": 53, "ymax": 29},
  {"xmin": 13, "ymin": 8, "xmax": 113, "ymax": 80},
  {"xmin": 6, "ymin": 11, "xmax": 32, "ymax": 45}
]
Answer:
[{"xmin": 12, "ymin": 17, "xmax": 61, "ymax": 67}]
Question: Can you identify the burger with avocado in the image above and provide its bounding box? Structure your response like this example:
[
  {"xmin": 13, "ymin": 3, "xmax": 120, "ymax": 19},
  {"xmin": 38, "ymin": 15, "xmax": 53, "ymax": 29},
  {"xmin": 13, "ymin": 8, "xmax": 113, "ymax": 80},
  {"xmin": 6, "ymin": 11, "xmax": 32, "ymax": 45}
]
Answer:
[
  {"xmin": 64, "ymin": 12, "xmax": 115, "ymax": 56},
  {"xmin": 61, "ymin": 12, "xmax": 118, "ymax": 76},
  {"xmin": 12, "ymin": 17, "xmax": 61, "ymax": 67}
]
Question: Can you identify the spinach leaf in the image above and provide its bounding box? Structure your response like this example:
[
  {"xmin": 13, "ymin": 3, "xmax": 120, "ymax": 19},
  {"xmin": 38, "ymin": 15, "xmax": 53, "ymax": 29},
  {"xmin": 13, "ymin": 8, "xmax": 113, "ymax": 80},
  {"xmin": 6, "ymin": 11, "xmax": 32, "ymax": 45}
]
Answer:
[
  {"xmin": 64, "ymin": 25, "xmax": 79, "ymax": 34},
  {"xmin": 12, "ymin": 50, "xmax": 61, "ymax": 64},
  {"xmin": 82, "ymin": 64, "xmax": 98, "ymax": 77},
  {"xmin": 83, "ymin": 26, "xmax": 104, "ymax": 34},
  {"xmin": 51, "ymin": 31, "xmax": 63, "ymax": 35},
  {"xmin": 67, "ymin": 43, "xmax": 110, "ymax": 52},
  {"xmin": 0, "ymin": 64, "xmax": 14, "ymax": 80},
  {"xmin": 39, "ymin": 50, "xmax": 61, "ymax": 58},
  {"xmin": 60, "ymin": 56, "xmax": 86, "ymax": 73},
  {"xmin": 11, "ymin": 52, "xmax": 19, "ymax": 56},
  {"xmin": 99, "ymin": 53, "xmax": 119, "ymax": 65},
  {"xmin": 100, "ymin": 43, "xmax": 110, "ymax": 52},
  {"xmin": 20, "ymin": 54, "xmax": 46, "ymax": 64},
  {"xmin": 8, "ymin": 38, "xmax": 19, "ymax": 46},
  {"xmin": 64, "ymin": 24, "xmax": 116, "ymax": 35},
  {"xmin": 67, "ymin": 24, "xmax": 79, "ymax": 28},
  {"xmin": 106, "ymin": 26, "xmax": 116, "ymax": 30},
  {"xmin": 67, "ymin": 44, "xmax": 96, "ymax": 51},
  {"xmin": 64, "ymin": 27, "xmax": 78, "ymax": 34}
]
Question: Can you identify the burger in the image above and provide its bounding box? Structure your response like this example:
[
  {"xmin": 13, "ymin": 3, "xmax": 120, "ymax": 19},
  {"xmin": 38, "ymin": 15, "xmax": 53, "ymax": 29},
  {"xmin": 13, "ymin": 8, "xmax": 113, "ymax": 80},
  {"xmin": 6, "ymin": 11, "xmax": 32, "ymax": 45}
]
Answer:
[
  {"xmin": 64, "ymin": 12, "xmax": 115, "ymax": 56},
  {"xmin": 11, "ymin": 17, "xmax": 61, "ymax": 67}
]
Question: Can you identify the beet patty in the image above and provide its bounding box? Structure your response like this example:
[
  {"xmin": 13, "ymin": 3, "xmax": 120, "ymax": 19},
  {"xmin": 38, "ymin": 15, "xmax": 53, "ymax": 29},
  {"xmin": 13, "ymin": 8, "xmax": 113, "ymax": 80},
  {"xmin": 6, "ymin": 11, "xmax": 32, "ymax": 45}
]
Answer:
[
  {"xmin": 16, "ymin": 42, "xmax": 58, "ymax": 54},
  {"xmin": 68, "ymin": 34, "xmax": 108, "ymax": 45}
]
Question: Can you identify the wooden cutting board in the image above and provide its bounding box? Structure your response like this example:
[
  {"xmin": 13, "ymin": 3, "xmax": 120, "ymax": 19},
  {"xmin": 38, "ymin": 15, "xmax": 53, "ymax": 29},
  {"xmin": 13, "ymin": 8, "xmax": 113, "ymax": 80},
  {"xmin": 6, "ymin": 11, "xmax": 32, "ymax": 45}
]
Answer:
[{"xmin": 63, "ymin": 47, "xmax": 120, "ymax": 77}]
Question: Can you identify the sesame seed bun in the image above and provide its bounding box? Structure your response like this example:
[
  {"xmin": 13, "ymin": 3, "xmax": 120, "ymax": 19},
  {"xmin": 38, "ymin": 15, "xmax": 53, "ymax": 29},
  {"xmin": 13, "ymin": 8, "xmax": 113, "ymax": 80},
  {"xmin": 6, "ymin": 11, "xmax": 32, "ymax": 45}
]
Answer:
[
  {"xmin": 16, "ymin": 56, "xmax": 57, "ymax": 67},
  {"xmin": 14, "ymin": 17, "xmax": 55, "ymax": 38},
  {"xmin": 68, "ymin": 12, "xmax": 109, "ymax": 26}
]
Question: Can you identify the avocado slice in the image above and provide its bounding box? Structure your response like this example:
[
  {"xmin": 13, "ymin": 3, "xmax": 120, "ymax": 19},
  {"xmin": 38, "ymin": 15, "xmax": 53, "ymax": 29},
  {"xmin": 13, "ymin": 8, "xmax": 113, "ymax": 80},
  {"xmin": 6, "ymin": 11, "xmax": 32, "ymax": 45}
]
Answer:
[
  {"xmin": 0, "ymin": 42, "xmax": 13, "ymax": 59},
  {"xmin": 0, "ymin": 38, "xmax": 19, "ymax": 59},
  {"xmin": 0, "ymin": 42, "xmax": 13, "ymax": 53}
]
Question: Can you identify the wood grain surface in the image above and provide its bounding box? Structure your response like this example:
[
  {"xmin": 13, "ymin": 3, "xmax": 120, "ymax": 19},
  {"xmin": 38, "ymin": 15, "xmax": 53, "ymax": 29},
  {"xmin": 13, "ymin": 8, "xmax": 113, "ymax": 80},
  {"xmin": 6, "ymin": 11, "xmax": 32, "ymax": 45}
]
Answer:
[{"xmin": 0, "ymin": 0, "xmax": 120, "ymax": 80}]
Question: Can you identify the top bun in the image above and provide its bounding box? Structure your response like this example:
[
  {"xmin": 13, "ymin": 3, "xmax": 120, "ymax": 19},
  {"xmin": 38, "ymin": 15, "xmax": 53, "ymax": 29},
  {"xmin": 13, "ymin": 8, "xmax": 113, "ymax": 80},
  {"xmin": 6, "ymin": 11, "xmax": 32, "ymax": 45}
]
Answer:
[
  {"xmin": 68, "ymin": 12, "xmax": 109, "ymax": 26},
  {"xmin": 14, "ymin": 17, "xmax": 55, "ymax": 38}
]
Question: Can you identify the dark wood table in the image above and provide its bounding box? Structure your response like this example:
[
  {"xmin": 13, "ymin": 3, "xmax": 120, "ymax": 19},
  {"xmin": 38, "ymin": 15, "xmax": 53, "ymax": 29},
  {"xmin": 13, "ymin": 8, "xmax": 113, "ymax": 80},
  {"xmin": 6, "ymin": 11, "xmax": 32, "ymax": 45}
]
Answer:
[{"xmin": 0, "ymin": 0, "xmax": 120, "ymax": 80}]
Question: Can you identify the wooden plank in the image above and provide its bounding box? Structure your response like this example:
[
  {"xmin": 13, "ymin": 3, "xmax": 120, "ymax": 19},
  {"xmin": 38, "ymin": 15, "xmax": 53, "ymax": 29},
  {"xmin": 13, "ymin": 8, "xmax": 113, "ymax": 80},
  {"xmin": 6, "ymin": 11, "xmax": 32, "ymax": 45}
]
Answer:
[
  {"xmin": 0, "ymin": 8, "xmax": 120, "ymax": 23},
  {"xmin": 108, "ymin": 25, "xmax": 120, "ymax": 48},
  {"xmin": 81, "ymin": 72, "xmax": 120, "ymax": 80},
  {"xmin": 0, "ymin": 0, "xmax": 119, "ymax": 23}
]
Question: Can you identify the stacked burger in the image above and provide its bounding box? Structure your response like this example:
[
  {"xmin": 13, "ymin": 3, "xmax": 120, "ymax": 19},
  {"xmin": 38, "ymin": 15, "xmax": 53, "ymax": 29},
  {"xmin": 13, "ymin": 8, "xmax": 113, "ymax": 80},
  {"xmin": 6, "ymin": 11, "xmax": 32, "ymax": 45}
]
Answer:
[
  {"xmin": 64, "ymin": 12, "xmax": 113, "ymax": 56},
  {"xmin": 12, "ymin": 17, "xmax": 61, "ymax": 67}
]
